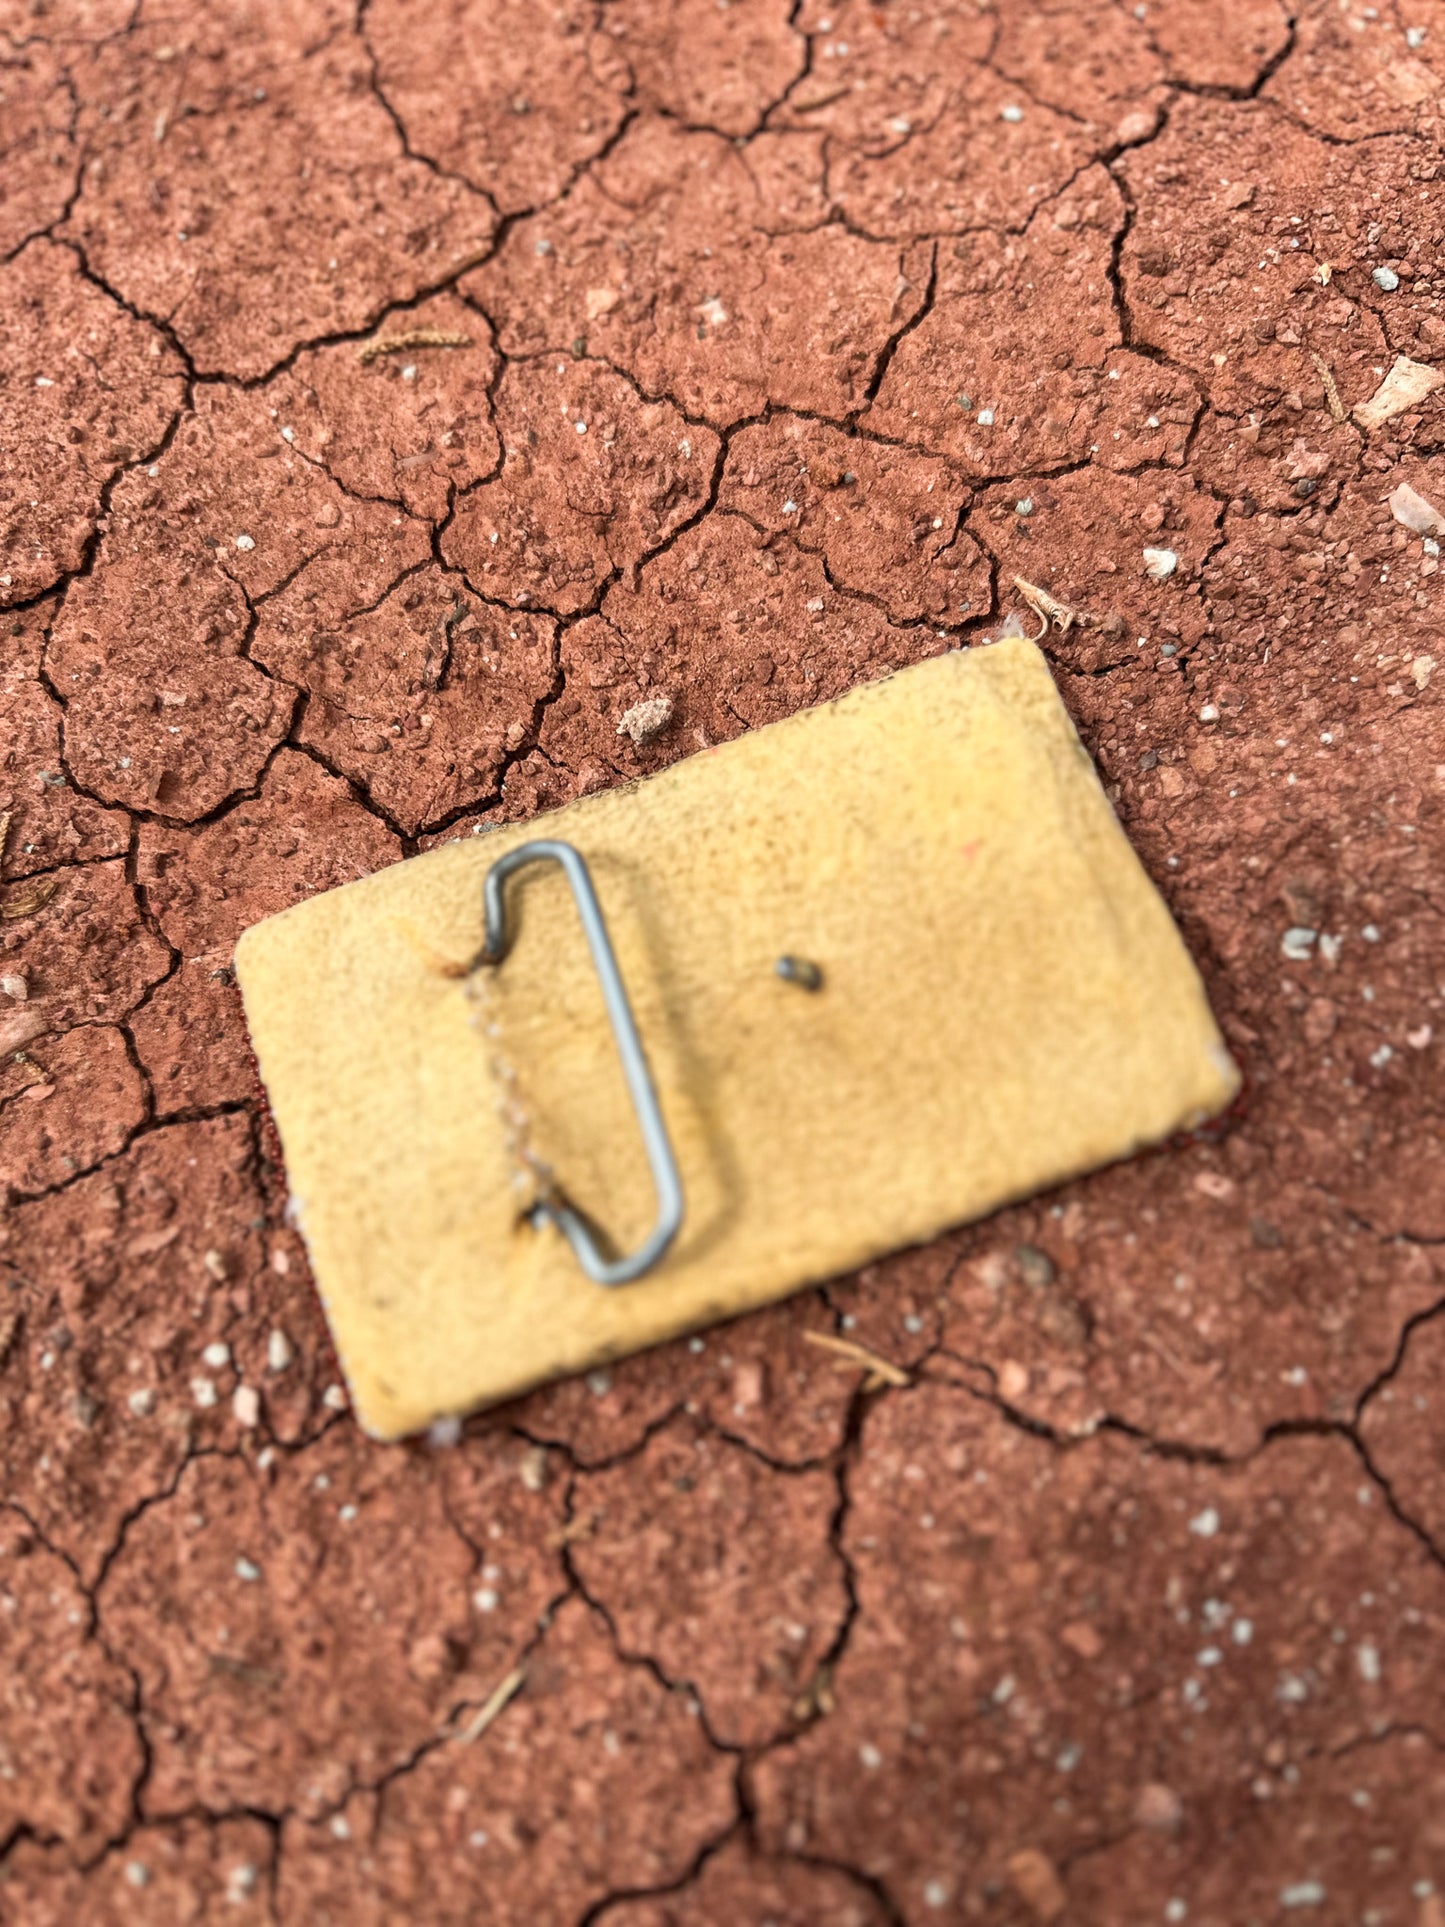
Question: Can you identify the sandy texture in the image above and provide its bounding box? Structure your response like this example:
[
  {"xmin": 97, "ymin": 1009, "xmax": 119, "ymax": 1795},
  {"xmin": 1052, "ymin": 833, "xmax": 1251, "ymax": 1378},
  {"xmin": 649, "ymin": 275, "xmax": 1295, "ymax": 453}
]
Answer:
[{"xmin": 0, "ymin": 0, "xmax": 1442, "ymax": 1919}]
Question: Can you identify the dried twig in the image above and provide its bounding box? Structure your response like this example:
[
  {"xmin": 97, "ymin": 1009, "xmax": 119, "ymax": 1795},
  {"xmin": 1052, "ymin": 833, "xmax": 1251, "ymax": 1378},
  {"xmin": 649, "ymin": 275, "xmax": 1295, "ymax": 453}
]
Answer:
[
  {"xmin": 357, "ymin": 330, "xmax": 473, "ymax": 364},
  {"xmin": 457, "ymin": 1664, "xmax": 527, "ymax": 1744},
  {"xmin": 0, "ymin": 811, "xmax": 9, "ymax": 876},
  {"xmin": 803, "ymin": 1329, "xmax": 910, "ymax": 1392},
  {"xmin": 1309, "ymin": 350, "xmax": 1347, "ymax": 424}
]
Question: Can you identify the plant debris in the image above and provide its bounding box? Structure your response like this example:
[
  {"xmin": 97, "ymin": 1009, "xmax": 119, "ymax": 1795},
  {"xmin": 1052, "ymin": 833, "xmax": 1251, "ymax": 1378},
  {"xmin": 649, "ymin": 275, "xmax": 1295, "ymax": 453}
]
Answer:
[
  {"xmin": 456, "ymin": 1663, "xmax": 527, "ymax": 1744},
  {"xmin": 356, "ymin": 329, "xmax": 473, "ymax": 364},
  {"xmin": 1, "ymin": 874, "xmax": 59, "ymax": 921},
  {"xmin": 1012, "ymin": 575, "xmax": 1092, "ymax": 640},
  {"xmin": 802, "ymin": 1330, "xmax": 910, "ymax": 1392},
  {"xmin": 1308, "ymin": 350, "xmax": 1347, "ymax": 424}
]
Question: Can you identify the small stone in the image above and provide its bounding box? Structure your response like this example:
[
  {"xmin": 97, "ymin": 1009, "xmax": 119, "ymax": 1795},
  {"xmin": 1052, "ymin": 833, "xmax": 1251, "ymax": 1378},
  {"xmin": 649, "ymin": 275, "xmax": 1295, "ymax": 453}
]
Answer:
[
  {"xmin": 1000, "ymin": 104, "xmax": 1025, "ymax": 123},
  {"xmin": 266, "ymin": 1328, "xmax": 293, "ymax": 1373},
  {"xmin": 1281, "ymin": 927, "xmax": 1317, "ymax": 962},
  {"xmin": 234, "ymin": 533, "xmax": 255, "ymax": 551},
  {"xmin": 1060, "ymin": 1620, "xmax": 1103, "ymax": 1660},
  {"xmin": 998, "ymin": 1359, "xmax": 1029, "ymax": 1401},
  {"xmin": 226, "ymin": 1864, "xmax": 259, "ymax": 1902},
  {"xmin": 124, "ymin": 1862, "xmax": 150, "ymax": 1889},
  {"xmin": 235, "ymin": 1556, "xmax": 261, "ymax": 1582},
  {"xmin": 1354, "ymin": 355, "xmax": 1445, "ymax": 430},
  {"xmin": 1388, "ymin": 482, "xmax": 1445, "ymax": 536},
  {"xmin": 202, "ymin": 1340, "xmax": 231, "ymax": 1369},
  {"xmin": 314, "ymin": 502, "xmax": 341, "ymax": 529},
  {"xmin": 732, "ymin": 1360, "xmax": 765, "ymax": 1411},
  {"xmin": 616, "ymin": 694, "xmax": 675, "ymax": 747},
  {"xmin": 1188, "ymin": 1506, "xmax": 1220, "ymax": 1537},
  {"xmin": 519, "ymin": 1445, "xmax": 550, "ymax": 1492},
  {"xmin": 428, "ymin": 1415, "xmax": 462, "ymax": 1448},
  {"xmin": 1134, "ymin": 1782, "xmax": 1184, "ymax": 1832},
  {"xmin": 127, "ymin": 1387, "xmax": 156, "ymax": 1417},
  {"xmin": 322, "ymin": 1382, "xmax": 348, "ymax": 1410},
  {"xmin": 232, "ymin": 1384, "xmax": 260, "ymax": 1428},
  {"xmin": 1372, "ymin": 267, "xmax": 1400, "ymax": 292},
  {"xmin": 1198, "ymin": 703, "xmax": 1219, "ymax": 722},
  {"xmin": 407, "ymin": 1632, "xmax": 456, "ymax": 1684},
  {"xmin": 190, "ymin": 1376, "xmax": 218, "ymax": 1409},
  {"xmin": 0, "ymin": 974, "xmax": 27, "ymax": 1001},
  {"xmin": 1143, "ymin": 547, "xmax": 1178, "ymax": 579},
  {"xmin": 1006, "ymin": 1846, "xmax": 1067, "ymax": 1922},
  {"xmin": 1013, "ymin": 1244, "xmax": 1056, "ymax": 1289},
  {"xmin": 1115, "ymin": 105, "xmax": 1161, "ymax": 146}
]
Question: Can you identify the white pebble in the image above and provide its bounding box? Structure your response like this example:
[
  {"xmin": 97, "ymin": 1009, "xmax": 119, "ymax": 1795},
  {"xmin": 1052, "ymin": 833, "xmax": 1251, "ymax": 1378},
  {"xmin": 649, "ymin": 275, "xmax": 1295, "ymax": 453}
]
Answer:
[
  {"xmin": 1280, "ymin": 1882, "xmax": 1326, "ymax": 1909},
  {"xmin": 125, "ymin": 1862, "xmax": 150, "ymax": 1889},
  {"xmin": 1232, "ymin": 1618, "xmax": 1253, "ymax": 1645},
  {"xmin": 266, "ymin": 1328, "xmax": 293, "ymax": 1373},
  {"xmin": 203, "ymin": 1340, "xmax": 231, "ymax": 1370},
  {"xmin": 976, "ymin": 407, "xmax": 995, "ymax": 425},
  {"xmin": 1000, "ymin": 104, "xmax": 1024, "ymax": 122},
  {"xmin": 1357, "ymin": 1642, "xmax": 1381, "ymax": 1683},
  {"xmin": 127, "ymin": 1388, "xmax": 156, "ymax": 1417},
  {"xmin": 1188, "ymin": 1506, "xmax": 1220, "ymax": 1538},
  {"xmin": 1281, "ymin": 927, "xmax": 1317, "ymax": 962},
  {"xmin": 1372, "ymin": 267, "xmax": 1400, "ymax": 292},
  {"xmin": 235, "ymin": 1556, "xmax": 261, "ymax": 1582},
  {"xmin": 190, "ymin": 1377, "xmax": 218, "ymax": 1409},
  {"xmin": 1198, "ymin": 703, "xmax": 1219, "ymax": 722},
  {"xmin": 322, "ymin": 1383, "xmax": 348, "ymax": 1410},
  {"xmin": 1408, "ymin": 25, "xmax": 1427, "ymax": 48},
  {"xmin": 1361, "ymin": 924, "xmax": 1380, "ymax": 942},
  {"xmin": 616, "ymin": 694, "xmax": 674, "ymax": 747},
  {"xmin": 859, "ymin": 1742, "xmax": 882, "ymax": 1768},
  {"xmin": 234, "ymin": 534, "xmax": 255, "ymax": 551},
  {"xmin": 1143, "ymin": 546, "xmax": 1178, "ymax": 579},
  {"xmin": 232, "ymin": 1385, "xmax": 260, "ymax": 1428},
  {"xmin": 474, "ymin": 1585, "xmax": 499, "ymax": 1613},
  {"xmin": 428, "ymin": 1415, "xmax": 463, "ymax": 1449},
  {"xmin": 226, "ymin": 1864, "xmax": 259, "ymax": 1901}
]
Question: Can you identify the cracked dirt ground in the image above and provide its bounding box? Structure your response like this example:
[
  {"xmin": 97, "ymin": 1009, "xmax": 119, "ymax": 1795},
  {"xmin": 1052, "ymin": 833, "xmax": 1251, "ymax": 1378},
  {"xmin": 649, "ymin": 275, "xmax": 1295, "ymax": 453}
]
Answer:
[{"xmin": 1, "ymin": 0, "xmax": 1444, "ymax": 1919}]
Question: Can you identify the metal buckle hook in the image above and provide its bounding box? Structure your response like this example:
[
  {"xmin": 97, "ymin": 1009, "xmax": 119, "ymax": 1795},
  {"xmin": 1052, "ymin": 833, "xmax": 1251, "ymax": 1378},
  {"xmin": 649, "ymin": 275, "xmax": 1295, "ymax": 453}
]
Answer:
[{"xmin": 477, "ymin": 839, "xmax": 684, "ymax": 1287}]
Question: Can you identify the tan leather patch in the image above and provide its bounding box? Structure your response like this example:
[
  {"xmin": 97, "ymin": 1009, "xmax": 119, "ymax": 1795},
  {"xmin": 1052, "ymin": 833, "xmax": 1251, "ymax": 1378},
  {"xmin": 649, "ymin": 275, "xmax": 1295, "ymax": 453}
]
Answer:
[{"xmin": 236, "ymin": 638, "xmax": 1238, "ymax": 1440}]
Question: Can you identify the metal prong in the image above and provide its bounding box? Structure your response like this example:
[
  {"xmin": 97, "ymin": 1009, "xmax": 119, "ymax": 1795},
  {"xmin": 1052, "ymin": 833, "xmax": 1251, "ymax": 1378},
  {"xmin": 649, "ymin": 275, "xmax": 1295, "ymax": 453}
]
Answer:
[
  {"xmin": 775, "ymin": 955, "xmax": 824, "ymax": 992},
  {"xmin": 477, "ymin": 839, "xmax": 683, "ymax": 1288}
]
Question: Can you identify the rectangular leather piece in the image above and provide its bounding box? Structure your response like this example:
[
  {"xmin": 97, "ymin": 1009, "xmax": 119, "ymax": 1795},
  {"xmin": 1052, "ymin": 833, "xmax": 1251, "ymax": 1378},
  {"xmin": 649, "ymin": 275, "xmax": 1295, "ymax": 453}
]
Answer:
[{"xmin": 236, "ymin": 637, "xmax": 1239, "ymax": 1440}]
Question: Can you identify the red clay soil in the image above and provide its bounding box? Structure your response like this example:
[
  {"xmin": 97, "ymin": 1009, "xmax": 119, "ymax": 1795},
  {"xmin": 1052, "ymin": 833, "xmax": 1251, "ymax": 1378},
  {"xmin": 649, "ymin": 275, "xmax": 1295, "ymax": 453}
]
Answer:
[{"xmin": 1, "ymin": 0, "xmax": 1443, "ymax": 1920}]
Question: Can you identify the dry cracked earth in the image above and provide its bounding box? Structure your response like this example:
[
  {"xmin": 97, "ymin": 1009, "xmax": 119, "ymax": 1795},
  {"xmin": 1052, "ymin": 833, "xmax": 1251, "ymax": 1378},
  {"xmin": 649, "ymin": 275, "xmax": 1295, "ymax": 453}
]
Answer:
[{"xmin": 1, "ymin": 0, "xmax": 1444, "ymax": 1921}]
